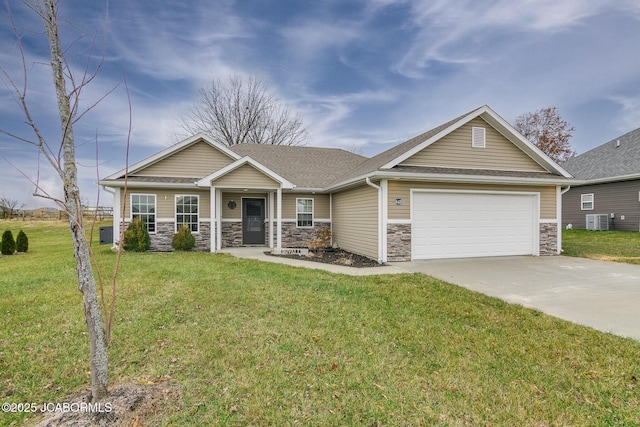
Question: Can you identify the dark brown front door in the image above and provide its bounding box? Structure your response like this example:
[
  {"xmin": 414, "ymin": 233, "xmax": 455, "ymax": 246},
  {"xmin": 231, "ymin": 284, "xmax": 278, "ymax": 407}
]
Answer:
[{"xmin": 242, "ymin": 198, "xmax": 265, "ymax": 245}]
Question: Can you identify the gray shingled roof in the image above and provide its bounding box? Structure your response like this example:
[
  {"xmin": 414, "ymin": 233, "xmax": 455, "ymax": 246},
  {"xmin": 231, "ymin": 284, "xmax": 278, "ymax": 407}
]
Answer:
[
  {"xmin": 562, "ymin": 127, "xmax": 640, "ymax": 180},
  {"xmin": 228, "ymin": 144, "xmax": 368, "ymax": 188}
]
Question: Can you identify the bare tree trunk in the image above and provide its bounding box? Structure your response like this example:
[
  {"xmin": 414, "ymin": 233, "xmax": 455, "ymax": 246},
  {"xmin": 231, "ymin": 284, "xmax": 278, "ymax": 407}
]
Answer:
[{"xmin": 42, "ymin": 0, "xmax": 108, "ymax": 400}]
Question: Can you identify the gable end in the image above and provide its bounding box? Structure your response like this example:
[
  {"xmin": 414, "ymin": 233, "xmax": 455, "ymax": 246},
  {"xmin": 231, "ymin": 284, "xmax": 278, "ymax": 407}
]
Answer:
[{"xmin": 400, "ymin": 117, "xmax": 549, "ymax": 172}]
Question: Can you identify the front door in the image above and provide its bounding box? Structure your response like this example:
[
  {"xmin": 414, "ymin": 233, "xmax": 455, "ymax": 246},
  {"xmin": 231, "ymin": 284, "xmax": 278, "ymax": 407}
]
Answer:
[{"xmin": 242, "ymin": 198, "xmax": 265, "ymax": 245}]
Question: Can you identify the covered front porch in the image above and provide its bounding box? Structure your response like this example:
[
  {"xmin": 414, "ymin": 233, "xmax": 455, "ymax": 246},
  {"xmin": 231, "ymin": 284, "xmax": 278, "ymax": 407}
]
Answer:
[
  {"xmin": 195, "ymin": 156, "xmax": 332, "ymax": 252},
  {"xmin": 208, "ymin": 188, "xmax": 283, "ymax": 251}
]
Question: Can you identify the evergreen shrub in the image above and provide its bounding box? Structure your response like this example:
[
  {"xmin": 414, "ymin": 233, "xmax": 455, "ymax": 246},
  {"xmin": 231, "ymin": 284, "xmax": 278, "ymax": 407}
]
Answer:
[
  {"xmin": 1, "ymin": 230, "xmax": 16, "ymax": 255},
  {"xmin": 16, "ymin": 230, "xmax": 28, "ymax": 253},
  {"xmin": 172, "ymin": 225, "xmax": 196, "ymax": 251},
  {"xmin": 123, "ymin": 218, "xmax": 151, "ymax": 252}
]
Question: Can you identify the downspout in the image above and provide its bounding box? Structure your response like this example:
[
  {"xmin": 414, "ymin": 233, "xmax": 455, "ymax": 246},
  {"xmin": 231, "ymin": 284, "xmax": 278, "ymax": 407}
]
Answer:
[
  {"xmin": 365, "ymin": 177, "xmax": 384, "ymax": 264},
  {"xmin": 558, "ymin": 185, "xmax": 571, "ymax": 254}
]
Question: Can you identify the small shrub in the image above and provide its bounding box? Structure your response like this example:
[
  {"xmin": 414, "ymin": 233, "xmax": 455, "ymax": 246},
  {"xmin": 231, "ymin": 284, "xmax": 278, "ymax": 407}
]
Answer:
[
  {"xmin": 172, "ymin": 225, "xmax": 196, "ymax": 251},
  {"xmin": 16, "ymin": 230, "xmax": 28, "ymax": 253},
  {"xmin": 123, "ymin": 218, "xmax": 151, "ymax": 252},
  {"xmin": 1, "ymin": 230, "xmax": 16, "ymax": 255}
]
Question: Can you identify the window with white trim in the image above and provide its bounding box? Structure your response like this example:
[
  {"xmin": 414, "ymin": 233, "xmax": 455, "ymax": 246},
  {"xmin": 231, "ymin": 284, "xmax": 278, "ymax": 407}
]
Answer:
[
  {"xmin": 472, "ymin": 126, "xmax": 486, "ymax": 148},
  {"xmin": 296, "ymin": 198, "xmax": 313, "ymax": 228},
  {"xmin": 131, "ymin": 194, "xmax": 156, "ymax": 233},
  {"xmin": 581, "ymin": 193, "xmax": 594, "ymax": 210},
  {"xmin": 176, "ymin": 195, "xmax": 199, "ymax": 232}
]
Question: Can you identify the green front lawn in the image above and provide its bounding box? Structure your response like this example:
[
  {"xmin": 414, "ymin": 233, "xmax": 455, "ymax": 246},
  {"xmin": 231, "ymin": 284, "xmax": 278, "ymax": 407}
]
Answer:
[
  {"xmin": 1, "ymin": 221, "xmax": 639, "ymax": 425},
  {"xmin": 563, "ymin": 228, "xmax": 640, "ymax": 264}
]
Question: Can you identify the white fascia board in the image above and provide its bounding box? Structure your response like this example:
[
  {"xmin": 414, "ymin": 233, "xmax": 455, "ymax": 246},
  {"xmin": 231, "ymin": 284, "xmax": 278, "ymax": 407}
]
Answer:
[
  {"xmin": 324, "ymin": 173, "xmax": 379, "ymax": 192},
  {"xmin": 98, "ymin": 180, "xmax": 199, "ymax": 189},
  {"xmin": 103, "ymin": 134, "xmax": 241, "ymax": 180},
  {"xmin": 372, "ymin": 171, "xmax": 578, "ymax": 186},
  {"xmin": 287, "ymin": 187, "xmax": 327, "ymax": 193},
  {"xmin": 380, "ymin": 106, "xmax": 487, "ymax": 170},
  {"xmin": 570, "ymin": 173, "xmax": 640, "ymax": 186},
  {"xmin": 196, "ymin": 156, "xmax": 295, "ymax": 189},
  {"xmin": 327, "ymin": 171, "xmax": 578, "ymax": 190}
]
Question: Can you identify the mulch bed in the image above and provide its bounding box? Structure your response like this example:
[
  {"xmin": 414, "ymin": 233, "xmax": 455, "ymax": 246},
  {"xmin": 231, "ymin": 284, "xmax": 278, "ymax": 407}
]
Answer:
[{"xmin": 265, "ymin": 248, "xmax": 382, "ymax": 268}]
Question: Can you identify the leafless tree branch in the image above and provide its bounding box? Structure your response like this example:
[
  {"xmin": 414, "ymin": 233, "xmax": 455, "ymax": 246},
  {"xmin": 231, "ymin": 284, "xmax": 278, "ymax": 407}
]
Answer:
[{"xmin": 177, "ymin": 74, "xmax": 308, "ymax": 146}]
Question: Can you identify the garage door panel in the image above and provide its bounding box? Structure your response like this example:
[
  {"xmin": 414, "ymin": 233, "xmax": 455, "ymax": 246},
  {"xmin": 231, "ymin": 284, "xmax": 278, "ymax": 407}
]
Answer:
[{"xmin": 412, "ymin": 192, "xmax": 537, "ymax": 259}]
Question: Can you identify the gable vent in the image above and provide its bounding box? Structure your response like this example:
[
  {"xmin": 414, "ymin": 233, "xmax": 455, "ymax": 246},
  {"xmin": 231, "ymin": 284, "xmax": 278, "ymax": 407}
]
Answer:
[{"xmin": 472, "ymin": 127, "xmax": 486, "ymax": 148}]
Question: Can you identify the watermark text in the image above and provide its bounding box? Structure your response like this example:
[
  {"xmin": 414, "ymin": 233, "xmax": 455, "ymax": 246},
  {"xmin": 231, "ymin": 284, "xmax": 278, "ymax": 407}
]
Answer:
[{"xmin": 2, "ymin": 402, "xmax": 113, "ymax": 413}]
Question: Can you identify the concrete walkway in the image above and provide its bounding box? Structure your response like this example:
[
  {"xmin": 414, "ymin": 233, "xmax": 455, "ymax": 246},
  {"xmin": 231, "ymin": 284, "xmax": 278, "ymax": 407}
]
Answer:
[
  {"xmin": 390, "ymin": 256, "xmax": 640, "ymax": 341},
  {"xmin": 218, "ymin": 247, "xmax": 406, "ymax": 276},
  {"xmin": 221, "ymin": 248, "xmax": 640, "ymax": 341}
]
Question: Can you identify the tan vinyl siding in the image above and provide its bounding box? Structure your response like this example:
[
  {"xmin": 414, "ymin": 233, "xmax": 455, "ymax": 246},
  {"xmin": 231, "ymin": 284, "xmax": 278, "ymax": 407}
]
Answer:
[
  {"xmin": 403, "ymin": 118, "xmax": 547, "ymax": 172},
  {"xmin": 387, "ymin": 181, "xmax": 556, "ymax": 220},
  {"xmin": 332, "ymin": 184, "xmax": 378, "ymax": 259},
  {"xmin": 281, "ymin": 193, "xmax": 331, "ymax": 219},
  {"xmin": 122, "ymin": 188, "xmax": 211, "ymax": 219},
  {"xmin": 219, "ymin": 192, "xmax": 331, "ymax": 220},
  {"xmin": 221, "ymin": 192, "xmax": 267, "ymax": 220},
  {"xmin": 211, "ymin": 164, "xmax": 279, "ymax": 189},
  {"xmin": 136, "ymin": 140, "xmax": 235, "ymax": 178}
]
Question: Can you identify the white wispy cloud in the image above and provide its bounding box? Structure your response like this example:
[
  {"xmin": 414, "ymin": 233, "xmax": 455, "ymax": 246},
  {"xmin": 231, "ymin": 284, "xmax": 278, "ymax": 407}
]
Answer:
[{"xmin": 393, "ymin": 0, "xmax": 640, "ymax": 78}]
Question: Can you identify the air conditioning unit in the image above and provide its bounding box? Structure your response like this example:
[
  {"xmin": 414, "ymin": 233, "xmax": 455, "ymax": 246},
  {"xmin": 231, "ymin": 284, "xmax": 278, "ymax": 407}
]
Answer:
[{"xmin": 586, "ymin": 214, "xmax": 609, "ymax": 230}]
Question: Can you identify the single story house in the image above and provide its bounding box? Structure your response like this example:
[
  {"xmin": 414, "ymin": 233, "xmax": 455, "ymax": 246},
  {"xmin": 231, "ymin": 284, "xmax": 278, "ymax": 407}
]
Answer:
[
  {"xmin": 562, "ymin": 127, "xmax": 640, "ymax": 231},
  {"xmin": 100, "ymin": 105, "xmax": 573, "ymax": 262}
]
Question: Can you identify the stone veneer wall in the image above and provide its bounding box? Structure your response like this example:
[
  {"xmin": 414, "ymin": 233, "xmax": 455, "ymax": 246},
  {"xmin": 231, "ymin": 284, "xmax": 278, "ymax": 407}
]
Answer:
[
  {"xmin": 279, "ymin": 222, "xmax": 331, "ymax": 248},
  {"xmin": 121, "ymin": 221, "xmax": 211, "ymax": 251},
  {"xmin": 387, "ymin": 223, "xmax": 412, "ymax": 261},
  {"xmin": 221, "ymin": 222, "xmax": 242, "ymax": 248},
  {"xmin": 384, "ymin": 222, "xmax": 557, "ymax": 260},
  {"xmin": 152, "ymin": 222, "xmax": 211, "ymax": 251},
  {"xmin": 220, "ymin": 221, "xmax": 272, "ymax": 247},
  {"xmin": 539, "ymin": 222, "xmax": 558, "ymax": 256}
]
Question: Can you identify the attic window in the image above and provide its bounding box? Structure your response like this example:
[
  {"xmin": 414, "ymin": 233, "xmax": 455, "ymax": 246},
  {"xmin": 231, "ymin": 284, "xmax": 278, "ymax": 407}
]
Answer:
[{"xmin": 472, "ymin": 127, "xmax": 486, "ymax": 148}]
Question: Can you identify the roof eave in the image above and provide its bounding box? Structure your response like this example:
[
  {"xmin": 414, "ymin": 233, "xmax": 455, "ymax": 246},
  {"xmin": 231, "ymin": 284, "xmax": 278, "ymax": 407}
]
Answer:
[
  {"xmin": 571, "ymin": 173, "xmax": 640, "ymax": 186},
  {"xmin": 196, "ymin": 156, "xmax": 296, "ymax": 189},
  {"xmin": 378, "ymin": 105, "xmax": 574, "ymax": 179},
  {"xmin": 98, "ymin": 180, "xmax": 198, "ymax": 189},
  {"xmin": 103, "ymin": 134, "xmax": 241, "ymax": 180},
  {"xmin": 325, "ymin": 171, "xmax": 577, "ymax": 192}
]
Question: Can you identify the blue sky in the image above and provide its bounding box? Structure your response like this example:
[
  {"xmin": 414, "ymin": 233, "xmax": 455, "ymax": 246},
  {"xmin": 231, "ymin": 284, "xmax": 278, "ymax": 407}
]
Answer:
[{"xmin": 2, "ymin": 0, "xmax": 640, "ymax": 208}]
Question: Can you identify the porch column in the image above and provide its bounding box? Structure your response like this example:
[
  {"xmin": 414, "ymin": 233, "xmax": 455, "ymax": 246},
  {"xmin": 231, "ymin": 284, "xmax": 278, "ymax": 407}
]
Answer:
[
  {"xmin": 269, "ymin": 191, "xmax": 275, "ymax": 248},
  {"xmin": 210, "ymin": 186, "xmax": 216, "ymax": 252},
  {"xmin": 216, "ymin": 188, "xmax": 222, "ymax": 250},
  {"xmin": 380, "ymin": 179, "xmax": 388, "ymax": 263},
  {"xmin": 112, "ymin": 187, "xmax": 122, "ymax": 246},
  {"xmin": 276, "ymin": 187, "xmax": 282, "ymax": 249}
]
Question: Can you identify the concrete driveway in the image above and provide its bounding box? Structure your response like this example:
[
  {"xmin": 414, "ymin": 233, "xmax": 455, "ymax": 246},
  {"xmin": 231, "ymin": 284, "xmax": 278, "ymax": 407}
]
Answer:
[{"xmin": 390, "ymin": 256, "xmax": 640, "ymax": 341}]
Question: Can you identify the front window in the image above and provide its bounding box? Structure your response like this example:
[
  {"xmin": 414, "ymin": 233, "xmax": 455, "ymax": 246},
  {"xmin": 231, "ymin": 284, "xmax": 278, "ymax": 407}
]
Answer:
[
  {"xmin": 296, "ymin": 198, "xmax": 313, "ymax": 228},
  {"xmin": 131, "ymin": 194, "xmax": 156, "ymax": 233},
  {"xmin": 176, "ymin": 195, "xmax": 199, "ymax": 232},
  {"xmin": 581, "ymin": 193, "xmax": 594, "ymax": 210}
]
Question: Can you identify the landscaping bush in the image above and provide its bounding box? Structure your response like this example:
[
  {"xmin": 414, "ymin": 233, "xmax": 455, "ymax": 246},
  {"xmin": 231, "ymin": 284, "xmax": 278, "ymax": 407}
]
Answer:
[
  {"xmin": 172, "ymin": 225, "xmax": 196, "ymax": 251},
  {"xmin": 1, "ymin": 229, "xmax": 16, "ymax": 255},
  {"xmin": 16, "ymin": 230, "xmax": 28, "ymax": 253},
  {"xmin": 122, "ymin": 218, "xmax": 151, "ymax": 252}
]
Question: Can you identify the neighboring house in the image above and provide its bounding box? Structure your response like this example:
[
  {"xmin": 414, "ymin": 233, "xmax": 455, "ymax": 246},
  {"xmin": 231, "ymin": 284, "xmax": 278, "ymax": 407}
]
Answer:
[
  {"xmin": 99, "ymin": 105, "xmax": 573, "ymax": 261},
  {"xmin": 562, "ymin": 127, "xmax": 640, "ymax": 232}
]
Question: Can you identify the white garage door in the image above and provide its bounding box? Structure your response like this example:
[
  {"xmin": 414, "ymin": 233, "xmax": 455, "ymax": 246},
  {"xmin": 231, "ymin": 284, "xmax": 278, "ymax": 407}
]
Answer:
[{"xmin": 412, "ymin": 191, "xmax": 538, "ymax": 260}]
